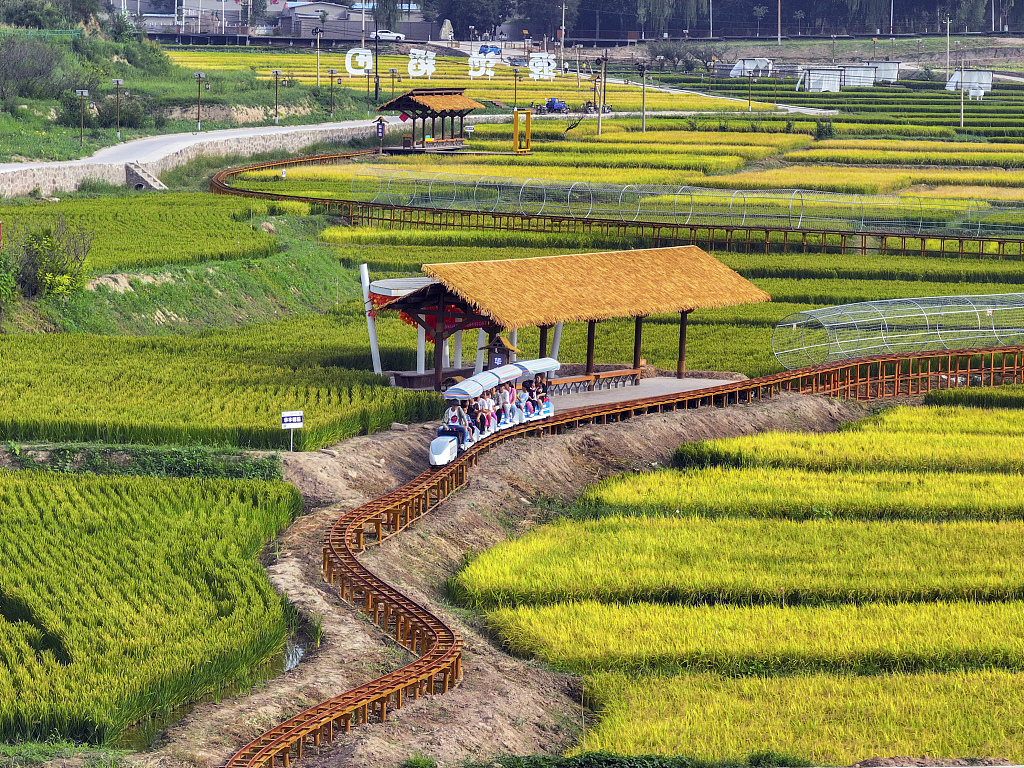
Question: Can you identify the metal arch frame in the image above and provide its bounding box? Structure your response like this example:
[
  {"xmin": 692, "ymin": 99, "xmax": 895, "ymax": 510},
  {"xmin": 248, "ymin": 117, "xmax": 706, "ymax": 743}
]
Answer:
[
  {"xmin": 428, "ymin": 173, "xmax": 458, "ymax": 210},
  {"xmin": 518, "ymin": 178, "xmax": 547, "ymax": 216},
  {"xmin": 230, "ymin": 164, "xmax": 1024, "ymax": 242},
  {"xmin": 789, "ymin": 190, "xmax": 804, "ymax": 230},
  {"xmin": 728, "ymin": 190, "xmax": 747, "ymax": 228},
  {"xmin": 773, "ymin": 293, "xmax": 1024, "ymax": 369},
  {"xmin": 618, "ymin": 185, "xmax": 643, "ymax": 223},
  {"xmin": 386, "ymin": 169, "xmax": 415, "ymax": 207},
  {"xmin": 674, "ymin": 187, "xmax": 696, "ymax": 226},
  {"xmin": 472, "ymin": 176, "xmax": 502, "ymax": 213},
  {"xmin": 567, "ymin": 181, "xmax": 594, "ymax": 219},
  {"xmin": 350, "ymin": 167, "xmax": 383, "ymax": 203}
]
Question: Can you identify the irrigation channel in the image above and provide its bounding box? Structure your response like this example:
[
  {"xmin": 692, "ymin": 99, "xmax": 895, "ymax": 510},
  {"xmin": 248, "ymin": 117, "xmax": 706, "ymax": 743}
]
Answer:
[
  {"xmin": 211, "ymin": 152, "xmax": 1024, "ymax": 258},
  {"xmin": 221, "ymin": 345, "xmax": 1024, "ymax": 768}
]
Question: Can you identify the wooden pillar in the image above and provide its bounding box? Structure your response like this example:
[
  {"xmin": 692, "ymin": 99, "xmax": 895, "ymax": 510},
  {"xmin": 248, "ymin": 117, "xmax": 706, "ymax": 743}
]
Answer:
[
  {"xmin": 586, "ymin": 319, "xmax": 597, "ymax": 391},
  {"xmin": 677, "ymin": 310, "xmax": 690, "ymax": 379},
  {"xmin": 434, "ymin": 292, "xmax": 446, "ymax": 391},
  {"xmin": 459, "ymin": 113, "xmax": 464, "ymax": 137},
  {"xmin": 633, "ymin": 315, "xmax": 644, "ymax": 384},
  {"xmin": 539, "ymin": 325, "xmax": 549, "ymax": 358}
]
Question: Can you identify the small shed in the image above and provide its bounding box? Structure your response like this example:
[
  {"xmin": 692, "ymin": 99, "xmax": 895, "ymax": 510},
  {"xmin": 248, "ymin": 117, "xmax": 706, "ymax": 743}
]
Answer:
[
  {"xmin": 946, "ymin": 69, "xmax": 993, "ymax": 93},
  {"xmin": 863, "ymin": 60, "xmax": 900, "ymax": 82},
  {"xmin": 841, "ymin": 65, "xmax": 876, "ymax": 87},
  {"xmin": 729, "ymin": 58, "xmax": 773, "ymax": 77},
  {"xmin": 378, "ymin": 87, "xmax": 484, "ymax": 150},
  {"xmin": 797, "ymin": 68, "xmax": 842, "ymax": 93}
]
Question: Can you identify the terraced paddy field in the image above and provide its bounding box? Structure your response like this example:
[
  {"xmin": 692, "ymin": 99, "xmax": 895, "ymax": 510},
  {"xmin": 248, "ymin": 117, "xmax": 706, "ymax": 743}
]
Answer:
[
  {"xmin": 0, "ymin": 472, "xmax": 301, "ymax": 743},
  {"xmin": 453, "ymin": 404, "xmax": 1024, "ymax": 762}
]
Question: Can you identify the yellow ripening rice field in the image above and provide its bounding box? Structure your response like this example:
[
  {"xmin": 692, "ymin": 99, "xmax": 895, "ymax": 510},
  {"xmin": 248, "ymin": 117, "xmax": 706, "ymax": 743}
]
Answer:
[
  {"xmin": 577, "ymin": 464, "xmax": 1024, "ymax": 521},
  {"xmin": 452, "ymin": 516, "xmax": 1024, "ymax": 609},
  {"xmin": 575, "ymin": 670, "xmax": 1024, "ymax": 764},
  {"xmin": 486, "ymin": 599, "xmax": 1024, "ymax": 675}
]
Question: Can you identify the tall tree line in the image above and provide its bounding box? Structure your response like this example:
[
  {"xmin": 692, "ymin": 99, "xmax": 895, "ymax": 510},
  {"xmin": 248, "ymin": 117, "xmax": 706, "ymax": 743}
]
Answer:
[{"xmin": 425, "ymin": 0, "xmax": 1016, "ymax": 39}]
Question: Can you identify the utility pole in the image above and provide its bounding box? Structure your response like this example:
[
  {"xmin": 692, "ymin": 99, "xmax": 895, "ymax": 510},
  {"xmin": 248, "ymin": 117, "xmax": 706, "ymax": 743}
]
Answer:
[
  {"xmin": 777, "ymin": 0, "xmax": 781, "ymax": 45},
  {"xmin": 272, "ymin": 69, "xmax": 282, "ymax": 124},
  {"xmin": 111, "ymin": 78, "xmax": 124, "ymax": 140},
  {"xmin": 194, "ymin": 71, "xmax": 206, "ymax": 131},
  {"xmin": 327, "ymin": 67, "xmax": 337, "ymax": 117},
  {"xmin": 597, "ymin": 55, "xmax": 606, "ymax": 135},
  {"xmin": 960, "ymin": 50, "xmax": 965, "ymax": 128}
]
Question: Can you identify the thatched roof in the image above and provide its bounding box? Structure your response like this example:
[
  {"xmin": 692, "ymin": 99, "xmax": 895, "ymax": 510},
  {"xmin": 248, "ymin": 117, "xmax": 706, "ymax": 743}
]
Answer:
[
  {"xmin": 420, "ymin": 246, "xmax": 771, "ymax": 329},
  {"xmin": 378, "ymin": 87, "xmax": 484, "ymax": 115}
]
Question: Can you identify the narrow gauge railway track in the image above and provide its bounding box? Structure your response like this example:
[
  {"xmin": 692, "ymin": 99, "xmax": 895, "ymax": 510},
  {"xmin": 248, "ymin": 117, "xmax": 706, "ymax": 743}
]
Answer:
[
  {"xmin": 210, "ymin": 153, "xmax": 1024, "ymax": 259},
  {"xmin": 224, "ymin": 345, "xmax": 1024, "ymax": 768}
]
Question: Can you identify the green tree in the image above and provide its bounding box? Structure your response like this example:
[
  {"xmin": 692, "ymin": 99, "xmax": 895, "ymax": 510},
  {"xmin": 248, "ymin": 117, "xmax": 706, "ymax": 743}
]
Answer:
[
  {"xmin": 753, "ymin": 4, "xmax": 768, "ymax": 34},
  {"xmin": 426, "ymin": 0, "xmax": 512, "ymax": 36},
  {"xmin": 373, "ymin": 0, "xmax": 401, "ymax": 30},
  {"xmin": 793, "ymin": 8, "xmax": 805, "ymax": 33}
]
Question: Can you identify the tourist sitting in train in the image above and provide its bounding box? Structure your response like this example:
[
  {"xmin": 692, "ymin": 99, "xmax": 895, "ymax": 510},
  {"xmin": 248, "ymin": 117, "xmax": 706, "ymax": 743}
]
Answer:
[
  {"xmin": 466, "ymin": 397, "xmax": 486, "ymax": 435},
  {"xmin": 517, "ymin": 384, "xmax": 535, "ymax": 417},
  {"xmin": 440, "ymin": 399, "xmax": 470, "ymax": 446},
  {"xmin": 534, "ymin": 373, "xmax": 549, "ymax": 402},
  {"xmin": 522, "ymin": 377, "xmax": 541, "ymax": 414},
  {"xmin": 499, "ymin": 382, "xmax": 516, "ymax": 423},
  {"xmin": 482, "ymin": 389, "xmax": 498, "ymax": 430}
]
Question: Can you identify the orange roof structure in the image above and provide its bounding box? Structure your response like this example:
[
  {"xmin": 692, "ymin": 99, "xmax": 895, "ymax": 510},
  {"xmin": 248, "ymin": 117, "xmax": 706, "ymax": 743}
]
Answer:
[
  {"xmin": 421, "ymin": 246, "xmax": 771, "ymax": 329},
  {"xmin": 378, "ymin": 87, "xmax": 484, "ymax": 115}
]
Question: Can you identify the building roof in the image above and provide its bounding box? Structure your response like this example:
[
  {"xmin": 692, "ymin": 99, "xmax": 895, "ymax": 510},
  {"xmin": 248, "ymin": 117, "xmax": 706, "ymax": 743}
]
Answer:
[
  {"xmin": 418, "ymin": 246, "xmax": 771, "ymax": 329},
  {"xmin": 378, "ymin": 87, "xmax": 484, "ymax": 115}
]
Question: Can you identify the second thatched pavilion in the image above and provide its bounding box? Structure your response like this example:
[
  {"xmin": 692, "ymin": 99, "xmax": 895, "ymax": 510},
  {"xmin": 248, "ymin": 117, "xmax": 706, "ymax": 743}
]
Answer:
[{"xmin": 362, "ymin": 246, "xmax": 771, "ymax": 391}]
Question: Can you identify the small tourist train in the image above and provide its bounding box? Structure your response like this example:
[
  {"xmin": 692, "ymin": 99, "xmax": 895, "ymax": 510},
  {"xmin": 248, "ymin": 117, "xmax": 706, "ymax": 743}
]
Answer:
[{"xmin": 428, "ymin": 357, "xmax": 560, "ymax": 467}]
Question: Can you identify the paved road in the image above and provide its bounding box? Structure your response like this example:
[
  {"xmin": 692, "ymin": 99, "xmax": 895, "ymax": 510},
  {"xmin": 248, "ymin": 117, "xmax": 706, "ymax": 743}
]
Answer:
[{"xmin": 0, "ymin": 115, "xmax": 403, "ymax": 175}]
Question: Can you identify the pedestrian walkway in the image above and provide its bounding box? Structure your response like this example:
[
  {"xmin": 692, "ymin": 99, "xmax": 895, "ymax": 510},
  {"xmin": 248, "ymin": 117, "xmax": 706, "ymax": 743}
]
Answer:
[{"xmin": 553, "ymin": 375, "xmax": 739, "ymax": 411}]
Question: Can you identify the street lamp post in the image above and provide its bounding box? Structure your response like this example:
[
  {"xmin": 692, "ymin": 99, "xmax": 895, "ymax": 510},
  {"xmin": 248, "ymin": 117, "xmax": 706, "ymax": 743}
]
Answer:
[
  {"xmin": 747, "ymin": 73, "xmax": 754, "ymax": 112},
  {"xmin": 111, "ymin": 78, "xmax": 124, "ymax": 140},
  {"xmin": 271, "ymin": 69, "xmax": 282, "ymax": 124},
  {"xmin": 917, "ymin": 38, "xmax": 922, "ymax": 62},
  {"xmin": 945, "ymin": 15, "xmax": 952, "ymax": 76},
  {"xmin": 831, "ymin": 35, "xmax": 836, "ymax": 63},
  {"xmin": 373, "ymin": 24, "xmax": 380, "ymax": 101},
  {"xmin": 637, "ymin": 62, "xmax": 647, "ymax": 131},
  {"xmin": 513, "ymin": 67, "xmax": 520, "ymax": 108},
  {"xmin": 327, "ymin": 68, "xmax": 337, "ymax": 116},
  {"xmin": 194, "ymin": 71, "xmax": 206, "ymax": 131},
  {"xmin": 75, "ymin": 89, "xmax": 88, "ymax": 147},
  {"xmin": 389, "ymin": 67, "xmax": 398, "ymax": 97},
  {"xmin": 312, "ymin": 26, "xmax": 323, "ymax": 87},
  {"xmin": 558, "ymin": 2, "xmax": 566, "ymax": 70}
]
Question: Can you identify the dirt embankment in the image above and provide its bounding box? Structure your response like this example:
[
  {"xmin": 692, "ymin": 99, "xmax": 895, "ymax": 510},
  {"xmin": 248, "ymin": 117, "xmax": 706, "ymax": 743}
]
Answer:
[{"xmin": 129, "ymin": 392, "xmax": 870, "ymax": 768}]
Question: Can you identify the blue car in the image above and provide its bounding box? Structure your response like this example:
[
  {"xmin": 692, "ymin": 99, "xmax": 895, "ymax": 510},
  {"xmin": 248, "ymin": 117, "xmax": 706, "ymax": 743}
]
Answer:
[{"xmin": 478, "ymin": 44, "xmax": 501, "ymax": 55}]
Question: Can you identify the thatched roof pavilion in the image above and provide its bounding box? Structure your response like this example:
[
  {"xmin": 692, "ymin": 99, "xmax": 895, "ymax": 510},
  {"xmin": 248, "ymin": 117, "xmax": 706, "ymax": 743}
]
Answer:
[
  {"xmin": 371, "ymin": 246, "xmax": 770, "ymax": 391},
  {"xmin": 378, "ymin": 87, "xmax": 484, "ymax": 150}
]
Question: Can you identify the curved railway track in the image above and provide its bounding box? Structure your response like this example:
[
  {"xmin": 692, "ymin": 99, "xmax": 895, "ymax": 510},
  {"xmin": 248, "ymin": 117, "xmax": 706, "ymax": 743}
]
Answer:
[{"xmin": 223, "ymin": 341, "xmax": 1024, "ymax": 768}]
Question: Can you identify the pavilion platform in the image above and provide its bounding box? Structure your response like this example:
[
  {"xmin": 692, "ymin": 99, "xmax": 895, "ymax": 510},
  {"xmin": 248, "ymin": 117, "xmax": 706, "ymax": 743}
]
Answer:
[{"xmin": 551, "ymin": 375, "xmax": 739, "ymax": 411}]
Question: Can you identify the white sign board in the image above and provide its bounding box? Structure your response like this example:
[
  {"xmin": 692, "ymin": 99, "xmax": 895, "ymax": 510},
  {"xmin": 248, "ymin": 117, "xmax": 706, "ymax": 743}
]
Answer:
[
  {"xmin": 281, "ymin": 410, "xmax": 304, "ymax": 429},
  {"xmin": 345, "ymin": 48, "xmax": 374, "ymax": 76}
]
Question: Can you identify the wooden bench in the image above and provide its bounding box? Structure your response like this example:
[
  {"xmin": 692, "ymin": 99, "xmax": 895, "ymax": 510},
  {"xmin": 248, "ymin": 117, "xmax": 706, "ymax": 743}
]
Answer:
[
  {"xmin": 549, "ymin": 369, "xmax": 642, "ymax": 394},
  {"xmin": 548, "ymin": 375, "xmax": 593, "ymax": 395},
  {"xmin": 593, "ymin": 368, "xmax": 642, "ymax": 389}
]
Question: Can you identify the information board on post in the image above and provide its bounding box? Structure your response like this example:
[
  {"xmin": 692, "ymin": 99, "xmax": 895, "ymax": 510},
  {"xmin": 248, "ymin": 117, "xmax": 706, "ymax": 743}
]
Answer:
[{"xmin": 281, "ymin": 410, "xmax": 303, "ymax": 451}]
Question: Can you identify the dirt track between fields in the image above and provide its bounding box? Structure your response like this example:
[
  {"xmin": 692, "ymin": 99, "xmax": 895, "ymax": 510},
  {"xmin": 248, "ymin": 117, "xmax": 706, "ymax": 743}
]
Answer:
[{"xmin": 128, "ymin": 391, "xmax": 873, "ymax": 768}]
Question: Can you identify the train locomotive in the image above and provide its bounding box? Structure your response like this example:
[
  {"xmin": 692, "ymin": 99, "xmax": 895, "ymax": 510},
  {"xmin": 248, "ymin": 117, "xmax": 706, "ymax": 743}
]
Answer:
[{"xmin": 429, "ymin": 357, "xmax": 559, "ymax": 467}]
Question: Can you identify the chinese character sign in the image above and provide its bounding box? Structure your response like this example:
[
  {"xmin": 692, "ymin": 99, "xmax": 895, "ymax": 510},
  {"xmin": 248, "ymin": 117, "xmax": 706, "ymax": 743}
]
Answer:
[
  {"xmin": 528, "ymin": 52, "xmax": 556, "ymax": 81},
  {"xmin": 467, "ymin": 52, "xmax": 499, "ymax": 79},
  {"xmin": 407, "ymin": 48, "xmax": 436, "ymax": 78},
  {"xmin": 345, "ymin": 48, "xmax": 374, "ymax": 76}
]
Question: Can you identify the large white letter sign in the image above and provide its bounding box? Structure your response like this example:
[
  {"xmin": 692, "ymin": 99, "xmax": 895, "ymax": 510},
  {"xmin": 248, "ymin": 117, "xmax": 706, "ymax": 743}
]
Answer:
[
  {"xmin": 528, "ymin": 52, "xmax": 556, "ymax": 80},
  {"xmin": 408, "ymin": 48, "xmax": 436, "ymax": 78},
  {"xmin": 467, "ymin": 51, "xmax": 499, "ymax": 79},
  {"xmin": 345, "ymin": 48, "xmax": 374, "ymax": 76}
]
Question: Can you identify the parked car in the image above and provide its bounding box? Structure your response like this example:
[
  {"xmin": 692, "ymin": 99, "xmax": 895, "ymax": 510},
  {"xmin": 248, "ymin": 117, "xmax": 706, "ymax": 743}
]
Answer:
[
  {"xmin": 374, "ymin": 29, "xmax": 405, "ymax": 41},
  {"xmin": 508, "ymin": 56, "xmax": 528, "ymax": 67},
  {"xmin": 478, "ymin": 44, "xmax": 501, "ymax": 55}
]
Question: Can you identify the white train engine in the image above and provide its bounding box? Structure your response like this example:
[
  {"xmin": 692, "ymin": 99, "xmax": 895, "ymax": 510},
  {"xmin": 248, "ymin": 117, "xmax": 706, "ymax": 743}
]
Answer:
[{"xmin": 429, "ymin": 358, "xmax": 559, "ymax": 467}]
